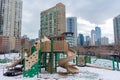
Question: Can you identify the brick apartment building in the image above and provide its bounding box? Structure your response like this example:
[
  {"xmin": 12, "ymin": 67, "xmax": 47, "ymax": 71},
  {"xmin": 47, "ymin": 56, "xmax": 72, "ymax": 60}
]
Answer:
[{"xmin": 0, "ymin": 36, "xmax": 21, "ymax": 53}]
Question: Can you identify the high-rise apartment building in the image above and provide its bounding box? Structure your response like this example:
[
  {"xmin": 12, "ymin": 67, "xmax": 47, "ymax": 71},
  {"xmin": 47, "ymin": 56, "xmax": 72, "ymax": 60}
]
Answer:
[
  {"xmin": 0, "ymin": 0, "xmax": 22, "ymax": 38},
  {"xmin": 0, "ymin": 0, "xmax": 22, "ymax": 52},
  {"xmin": 40, "ymin": 3, "xmax": 66, "ymax": 38},
  {"xmin": 67, "ymin": 17, "xmax": 77, "ymax": 46},
  {"xmin": 113, "ymin": 15, "xmax": 120, "ymax": 45}
]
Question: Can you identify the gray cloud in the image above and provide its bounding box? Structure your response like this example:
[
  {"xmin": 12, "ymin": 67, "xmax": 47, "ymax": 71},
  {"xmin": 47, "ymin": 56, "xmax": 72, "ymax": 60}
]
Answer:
[
  {"xmin": 66, "ymin": 0, "xmax": 120, "ymax": 24},
  {"xmin": 22, "ymin": 0, "xmax": 120, "ymax": 42}
]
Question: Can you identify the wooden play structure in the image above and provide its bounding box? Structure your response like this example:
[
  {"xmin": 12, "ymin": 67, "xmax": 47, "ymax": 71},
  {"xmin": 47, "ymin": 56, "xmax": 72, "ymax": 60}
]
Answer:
[
  {"xmin": 4, "ymin": 36, "xmax": 119, "ymax": 77},
  {"xmin": 23, "ymin": 36, "xmax": 79, "ymax": 77}
]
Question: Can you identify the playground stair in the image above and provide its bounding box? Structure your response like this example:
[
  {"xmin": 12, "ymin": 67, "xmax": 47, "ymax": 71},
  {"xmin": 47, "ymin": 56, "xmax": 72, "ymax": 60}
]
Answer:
[
  {"xmin": 23, "ymin": 50, "xmax": 39, "ymax": 78},
  {"xmin": 23, "ymin": 62, "xmax": 38, "ymax": 77}
]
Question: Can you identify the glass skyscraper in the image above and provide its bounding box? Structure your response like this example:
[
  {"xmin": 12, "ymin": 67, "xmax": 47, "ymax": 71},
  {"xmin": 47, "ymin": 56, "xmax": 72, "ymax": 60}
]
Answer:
[
  {"xmin": 78, "ymin": 33, "xmax": 84, "ymax": 46},
  {"xmin": 113, "ymin": 15, "xmax": 120, "ymax": 45},
  {"xmin": 90, "ymin": 27, "xmax": 101, "ymax": 46},
  {"xmin": 95, "ymin": 26, "xmax": 101, "ymax": 45},
  {"xmin": 91, "ymin": 30, "xmax": 96, "ymax": 45},
  {"xmin": 66, "ymin": 17, "xmax": 77, "ymax": 46},
  {"xmin": 86, "ymin": 36, "xmax": 91, "ymax": 46}
]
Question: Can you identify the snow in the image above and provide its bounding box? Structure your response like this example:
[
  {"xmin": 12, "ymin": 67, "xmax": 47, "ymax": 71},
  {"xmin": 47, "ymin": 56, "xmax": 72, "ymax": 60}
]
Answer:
[
  {"xmin": 1, "ymin": 66, "xmax": 120, "ymax": 80},
  {"xmin": 90, "ymin": 56, "xmax": 120, "ymax": 70},
  {"xmin": 91, "ymin": 57, "xmax": 113, "ymax": 68},
  {"xmin": 0, "ymin": 53, "xmax": 120, "ymax": 80},
  {"xmin": 15, "ymin": 65, "xmax": 23, "ymax": 68}
]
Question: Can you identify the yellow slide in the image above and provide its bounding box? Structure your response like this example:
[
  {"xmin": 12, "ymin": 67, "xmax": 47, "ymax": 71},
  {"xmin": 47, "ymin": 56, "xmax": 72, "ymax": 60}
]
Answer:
[
  {"xmin": 58, "ymin": 48, "xmax": 79, "ymax": 73},
  {"xmin": 6, "ymin": 52, "xmax": 24, "ymax": 69},
  {"xmin": 6, "ymin": 58, "xmax": 23, "ymax": 69}
]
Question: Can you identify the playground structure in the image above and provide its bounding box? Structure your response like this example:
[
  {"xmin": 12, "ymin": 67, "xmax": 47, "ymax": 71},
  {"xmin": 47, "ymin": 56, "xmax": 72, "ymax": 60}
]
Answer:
[
  {"xmin": 23, "ymin": 36, "xmax": 79, "ymax": 77},
  {"xmin": 4, "ymin": 36, "xmax": 120, "ymax": 77}
]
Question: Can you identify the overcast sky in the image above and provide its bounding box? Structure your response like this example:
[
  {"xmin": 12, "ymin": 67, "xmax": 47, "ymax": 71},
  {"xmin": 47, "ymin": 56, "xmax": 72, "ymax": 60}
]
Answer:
[{"xmin": 22, "ymin": 0, "xmax": 120, "ymax": 43}]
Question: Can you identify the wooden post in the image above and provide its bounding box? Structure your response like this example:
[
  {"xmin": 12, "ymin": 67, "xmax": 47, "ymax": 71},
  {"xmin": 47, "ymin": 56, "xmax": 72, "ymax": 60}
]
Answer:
[
  {"xmin": 50, "ymin": 39, "xmax": 53, "ymax": 74},
  {"xmin": 89, "ymin": 56, "xmax": 91, "ymax": 64},
  {"xmin": 116, "ymin": 57, "xmax": 119, "ymax": 70},
  {"xmin": 23, "ymin": 50, "xmax": 26, "ymax": 77},
  {"xmin": 84, "ymin": 55, "xmax": 87, "ymax": 66},
  {"xmin": 76, "ymin": 56, "xmax": 78, "ymax": 65},
  {"xmin": 55, "ymin": 53, "xmax": 58, "ymax": 72},
  {"xmin": 76, "ymin": 50, "xmax": 80, "ymax": 65},
  {"xmin": 112, "ymin": 57, "xmax": 115, "ymax": 70},
  {"xmin": 37, "ymin": 40, "xmax": 42, "ymax": 78},
  {"xmin": 44, "ymin": 53, "xmax": 47, "ymax": 71},
  {"xmin": 78, "ymin": 50, "xmax": 80, "ymax": 56},
  {"xmin": 31, "ymin": 45, "xmax": 36, "ymax": 54}
]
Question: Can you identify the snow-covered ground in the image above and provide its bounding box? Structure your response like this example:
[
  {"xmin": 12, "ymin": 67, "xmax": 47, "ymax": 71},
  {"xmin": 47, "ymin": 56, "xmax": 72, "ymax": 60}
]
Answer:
[
  {"xmin": 0, "ymin": 53, "xmax": 120, "ymax": 80},
  {"xmin": 91, "ymin": 57, "xmax": 113, "ymax": 68},
  {"xmin": 90, "ymin": 56, "xmax": 120, "ymax": 71},
  {"xmin": 0, "ymin": 53, "xmax": 20, "ymax": 59}
]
